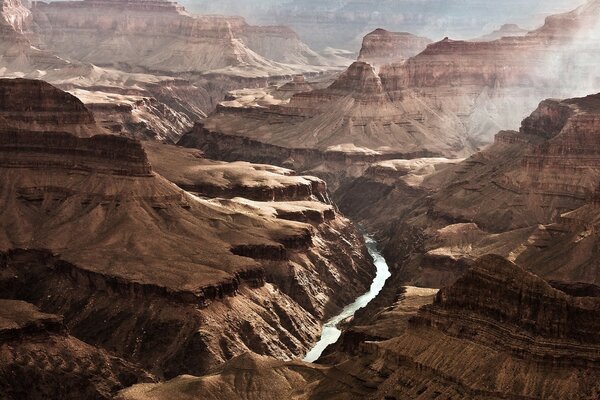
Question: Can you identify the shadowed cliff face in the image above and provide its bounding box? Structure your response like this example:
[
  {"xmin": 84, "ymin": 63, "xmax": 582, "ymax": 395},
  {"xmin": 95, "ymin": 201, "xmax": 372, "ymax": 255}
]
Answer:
[
  {"xmin": 0, "ymin": 300, "xmax": 152, "ymax": 400},
  {"xmin": 0, "ymin": 79, "xmax": 375, "ymax": 388}
]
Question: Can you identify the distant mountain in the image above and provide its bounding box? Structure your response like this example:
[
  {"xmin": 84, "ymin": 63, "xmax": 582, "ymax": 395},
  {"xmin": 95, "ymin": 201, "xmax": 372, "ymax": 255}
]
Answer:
[{"xmin": 184, "ymin": 0, "xmax": 585, "ymax": 50}]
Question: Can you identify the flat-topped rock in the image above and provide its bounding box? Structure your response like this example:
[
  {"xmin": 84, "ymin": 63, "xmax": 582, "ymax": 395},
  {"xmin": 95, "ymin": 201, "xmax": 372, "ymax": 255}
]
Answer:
[
  {"xmin": 30, "ymin": 0, "xmax": 338, "ymax": 77},
  {"xmin": 358, "ymin": 29, "xmax": 431, "ymax": 66},
  {"xmin": 144, "ymin": 142, "xmax": 328, "ymax": 202}
]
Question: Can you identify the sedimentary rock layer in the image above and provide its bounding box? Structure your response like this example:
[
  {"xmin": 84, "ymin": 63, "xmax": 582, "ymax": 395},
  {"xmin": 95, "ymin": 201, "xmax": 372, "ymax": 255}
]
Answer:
[
  {"xmin": 358, "ymin": 29, "xmax": 431, "ymax": 66},
  {"xmin": 118, "ymin": 256, "xmax": 600, "ymax": 400}
]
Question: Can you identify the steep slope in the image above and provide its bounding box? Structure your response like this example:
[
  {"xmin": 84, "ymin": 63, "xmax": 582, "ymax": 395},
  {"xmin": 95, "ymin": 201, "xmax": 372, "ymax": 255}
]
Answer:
[
  {"xmin": 0, "ymin": 0, "xmax": 208, "ymax": 141},
  {"xmin": 0, "ymin": 79, "xmax": 374, "ymax": 380},
  {"xmin": 337, "ymin": 91, "xmax": 600, "ymax": 288},
  {"xmin": 358, "ymin": 29, "xmax": 431, "ymax": 67}
]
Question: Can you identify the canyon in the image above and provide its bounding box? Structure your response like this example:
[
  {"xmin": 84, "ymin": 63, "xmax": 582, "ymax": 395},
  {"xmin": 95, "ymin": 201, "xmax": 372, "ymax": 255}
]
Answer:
[
  {"xmin": 0, "ymin": 0, "xmax": 348, "ymax": 142},
  {"xmin": 186, "ymin": 0, "xmax": 600, "ymax": 190},
  {"xmin": 0, "ymin": 78, "xmax": 374, "ymax": 397},
  {"xmin": 1, "ymin": 0, "xmax": 600, "ymax": 399}
]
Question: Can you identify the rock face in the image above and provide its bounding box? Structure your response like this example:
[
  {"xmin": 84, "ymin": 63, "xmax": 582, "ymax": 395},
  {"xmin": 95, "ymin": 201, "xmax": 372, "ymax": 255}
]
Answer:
[
  {"xmin": 358, "ymin": 29, "xmax": 431, "ymax": 66},
  {"xmin": 342, "ymin": 256, "xmax": 600, "ymax": 399},
  {"xmin": 0, "ymin": 300, "xmax": 151, "ymax": 400},
  {"xmin": 30, "ymin": 0, "xmax": 341, "ymax": 77},
  {"xmin": 474, "ymin": 23, "xmax": 528, "ymax": 41},
  {"xmin": 144, "ymin": 142, "xmax": 330, "ymax": 202},
  {"xmin": 0, "ymin": 78, "xmax": 98, "ymax": 136},
  {"xmin": 337, "ymin": 90, "xmax": 600, "ymax": 290},
  {"xmin": 0, "ymin": 79, "xmax": 374, "ymax": 387},
  {"xmin": 189, "ymin": 0, "xmax": 580, "ymax": 51},
  {"xmin": 0, "ymin": 0, "xmax": 344, "ymax": 142},
  {"xmin": 0, "ymin": 0, "xmax": 209, "ymax": 141}
]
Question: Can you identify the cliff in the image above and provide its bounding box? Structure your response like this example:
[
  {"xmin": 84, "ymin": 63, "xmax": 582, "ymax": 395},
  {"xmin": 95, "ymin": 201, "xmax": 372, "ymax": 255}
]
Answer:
[
  {"xmin": 118, "ymin": 256, "xmax": 600, "ymax": 399},
  {"xmin": 0, "ymin": 78, "xmax": 98, "ymax": 136},
  {"xmin": 198, "ymin": 0, "xmax": 600, "ymax": 170}
]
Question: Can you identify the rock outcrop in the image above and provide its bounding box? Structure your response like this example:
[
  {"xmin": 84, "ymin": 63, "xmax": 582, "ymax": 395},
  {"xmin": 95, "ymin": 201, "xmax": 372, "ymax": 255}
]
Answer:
[
  {"xmin": 194, "ymin": 0, "xmax": 600, "ymax": 180},
  {"xmin": 118, "ymin": 256, "xmax": 600, "ymax": 400},
  {"xmin": 144, "ymin": 142, "xmax": 329, "ymax": 202},
  {"xmin": 0, "ymin": 78, "xmax": 98, "ymax": 136},
  {"xmin": 0, "ymin": 0, "xmax": 208, "ymax": 141},
  {"xmin": 474, "ymin": 23, "xmax": 528, "ymax": 42},
  {"xmin": 336, "ymin": 90, "xmax": 600, "ymax": 289},
  {"xmin": 29, "ymin": 0, "xmax": 342, "ymax": 77},
  {"xmin": 337, "ymin": 256, "xmax": 600, "ymax": 399}
]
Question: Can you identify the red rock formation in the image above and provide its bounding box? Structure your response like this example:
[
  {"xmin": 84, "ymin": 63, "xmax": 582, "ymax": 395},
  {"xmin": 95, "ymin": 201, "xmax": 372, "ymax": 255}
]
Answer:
[
  {"xmin": 198, "ymin": 0, "xmax": 600, "ymax": 170},
  {"xmin": 118, "ymin": 256, "xmax": 600, "ymax": 400},
  {"xmin": 0, "ymin": 78, "xmax": 98, "ymax": 136}
]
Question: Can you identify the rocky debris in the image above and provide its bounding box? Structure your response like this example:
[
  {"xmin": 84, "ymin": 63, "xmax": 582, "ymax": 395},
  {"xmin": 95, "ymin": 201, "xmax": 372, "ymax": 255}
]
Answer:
[
  {"xmin": 0, "ymin": 299, "xmax": 152, "ymax": 400},
  {"xmin": 358, "ymin": 29, "xmax": 432, "ymax": 66}
]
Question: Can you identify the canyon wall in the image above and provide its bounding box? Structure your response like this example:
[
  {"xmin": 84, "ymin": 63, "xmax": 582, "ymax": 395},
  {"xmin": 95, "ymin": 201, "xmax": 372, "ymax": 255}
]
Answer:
[{"xmin": 0, "ymin": 79, "xmax": 374, "ymax": 388}]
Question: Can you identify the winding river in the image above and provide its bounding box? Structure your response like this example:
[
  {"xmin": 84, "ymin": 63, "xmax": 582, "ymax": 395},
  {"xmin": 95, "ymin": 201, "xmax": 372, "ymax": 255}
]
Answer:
[{"xmin": 303, "ymin": 235, "xmax": 391, "ymax": 362}]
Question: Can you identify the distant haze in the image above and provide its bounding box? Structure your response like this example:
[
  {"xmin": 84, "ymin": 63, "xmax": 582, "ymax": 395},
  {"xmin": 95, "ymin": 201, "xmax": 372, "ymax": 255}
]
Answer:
[{"xmin": 181, "ymin": 0, "xmax": 587, "ymax": 50}]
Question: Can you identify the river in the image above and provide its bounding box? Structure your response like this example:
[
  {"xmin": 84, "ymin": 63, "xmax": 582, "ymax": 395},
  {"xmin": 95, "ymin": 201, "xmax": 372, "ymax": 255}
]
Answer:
[{"xmin": 303, "ymin": 235, "xmax": 391, "ymax": 362}]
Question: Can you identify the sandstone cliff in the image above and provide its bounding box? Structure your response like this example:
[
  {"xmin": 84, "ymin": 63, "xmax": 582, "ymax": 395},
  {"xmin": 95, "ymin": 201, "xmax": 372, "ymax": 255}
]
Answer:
[
  {"xmin": 30, "ymin": 0, "xmax": 343, "ymax": 77},
  {"xmin": 337, "ymin": 91, "xmax": 600, "ymax": 289},
  {"xmin": 196, "ymin": 0, "xmax": 600, "ymax": 175}
]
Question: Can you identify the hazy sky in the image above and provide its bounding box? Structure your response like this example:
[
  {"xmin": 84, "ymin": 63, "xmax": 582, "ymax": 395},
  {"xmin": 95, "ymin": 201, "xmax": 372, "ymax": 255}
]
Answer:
[{"xmin": 180, "ymin": 0, "xmax": 587, "ymax": 49}]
